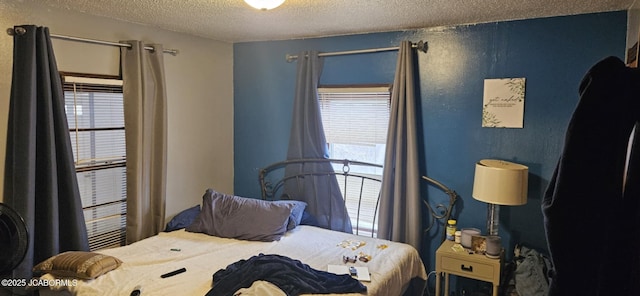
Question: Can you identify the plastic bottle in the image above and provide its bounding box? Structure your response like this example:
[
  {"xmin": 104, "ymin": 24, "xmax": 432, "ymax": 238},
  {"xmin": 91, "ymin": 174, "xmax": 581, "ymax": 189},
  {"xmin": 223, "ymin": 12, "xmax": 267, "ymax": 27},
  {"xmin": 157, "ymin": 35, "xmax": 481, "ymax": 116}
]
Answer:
[
  {"xmin": 446, "ymin": 219, "xmax": 457, "ymax": 241},
  {"xmin": 454, "ymin": 230, "xmax": 462, "ymax": 244}
]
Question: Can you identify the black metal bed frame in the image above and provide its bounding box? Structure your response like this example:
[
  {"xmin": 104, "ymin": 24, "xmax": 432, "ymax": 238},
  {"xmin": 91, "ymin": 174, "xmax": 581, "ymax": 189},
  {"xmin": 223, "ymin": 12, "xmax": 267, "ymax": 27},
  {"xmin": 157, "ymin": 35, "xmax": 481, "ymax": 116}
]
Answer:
[{"xmin": 258, "ymin": 158, "xmax": 458, "ymax": 240}]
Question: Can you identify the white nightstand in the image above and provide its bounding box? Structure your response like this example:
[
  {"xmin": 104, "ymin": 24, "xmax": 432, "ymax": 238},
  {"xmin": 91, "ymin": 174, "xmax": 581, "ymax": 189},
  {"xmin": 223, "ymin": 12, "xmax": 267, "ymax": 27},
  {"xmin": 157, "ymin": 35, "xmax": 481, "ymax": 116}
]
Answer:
[{"xmin": 434, "ymin": 240, "xmax": 503, "ymax": 296}]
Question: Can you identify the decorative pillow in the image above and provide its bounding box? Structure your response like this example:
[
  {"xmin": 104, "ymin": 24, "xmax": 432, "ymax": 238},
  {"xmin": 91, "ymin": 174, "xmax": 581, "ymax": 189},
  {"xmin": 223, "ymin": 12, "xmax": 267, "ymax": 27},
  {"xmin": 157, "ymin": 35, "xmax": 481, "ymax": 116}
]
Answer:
[
  {"xmin": 164, "ymin": 204, "xmax": 201, "ymax": 232},
  {"xmin": 273, "ymin": 200, "xmax": 307, "ymax": 230},
  {"xmin": 186, "ymin": 189, "xmax": 295, "ymax": 241},
  {"xmin": 32, "ymin": 251, "xmax": 122, "ymax": 280}
]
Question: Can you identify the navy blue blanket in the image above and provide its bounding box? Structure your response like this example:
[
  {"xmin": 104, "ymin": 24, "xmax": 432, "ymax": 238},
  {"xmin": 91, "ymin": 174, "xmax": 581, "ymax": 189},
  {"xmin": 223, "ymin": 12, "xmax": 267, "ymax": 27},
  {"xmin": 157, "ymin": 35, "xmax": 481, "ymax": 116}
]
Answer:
[{"xmin": 206, "ymin": 254, "xmax": 367, "ymax": 296}]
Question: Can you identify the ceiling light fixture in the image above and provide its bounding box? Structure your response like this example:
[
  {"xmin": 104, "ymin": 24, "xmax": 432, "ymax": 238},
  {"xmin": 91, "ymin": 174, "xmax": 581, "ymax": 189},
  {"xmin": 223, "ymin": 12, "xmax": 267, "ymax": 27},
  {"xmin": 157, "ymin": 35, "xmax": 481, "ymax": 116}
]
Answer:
[{"xmin": 244, "ymin": 0, "xmax": 285, "ymax": 10}]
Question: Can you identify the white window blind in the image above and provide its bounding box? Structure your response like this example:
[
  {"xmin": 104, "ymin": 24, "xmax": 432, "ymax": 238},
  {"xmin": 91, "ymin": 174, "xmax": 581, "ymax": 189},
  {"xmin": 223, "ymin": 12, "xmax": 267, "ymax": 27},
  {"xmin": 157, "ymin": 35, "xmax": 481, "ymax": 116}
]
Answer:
[
  {"xmin": 318, "ymin": 86, "xmax": 391, "ymax": 237},
  {"xmin": 63, "ymin": 74, "xmax": 126, "ymax": 251},
  {"xmin": 318, "ymin": 89, "xmax": 390, "ymax": 146}
]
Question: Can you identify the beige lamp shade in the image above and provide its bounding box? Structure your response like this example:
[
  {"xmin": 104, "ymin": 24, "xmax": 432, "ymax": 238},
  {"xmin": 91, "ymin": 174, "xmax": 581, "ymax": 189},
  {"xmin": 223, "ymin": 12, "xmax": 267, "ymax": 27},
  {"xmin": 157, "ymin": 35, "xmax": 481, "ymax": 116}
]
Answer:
[{"xmin": 472, "ymin": 159, "xmax": 528, "ymax": 206}]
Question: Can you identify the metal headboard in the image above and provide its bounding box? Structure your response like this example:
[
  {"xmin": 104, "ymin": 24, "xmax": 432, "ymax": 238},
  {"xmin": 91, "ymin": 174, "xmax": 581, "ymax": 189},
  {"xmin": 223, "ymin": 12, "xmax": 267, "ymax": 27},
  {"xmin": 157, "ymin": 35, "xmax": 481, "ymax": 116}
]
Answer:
[
  {"xmin": 258, "ymin": 158, "xmax": 458, "ymax": 240},
  {"xmin": 421, "ymin": 175, "xmax": 459, "ymax": 242},
  {"xmin": 259, "ymin": 158, "xmax": 382, "ymax": 237}
]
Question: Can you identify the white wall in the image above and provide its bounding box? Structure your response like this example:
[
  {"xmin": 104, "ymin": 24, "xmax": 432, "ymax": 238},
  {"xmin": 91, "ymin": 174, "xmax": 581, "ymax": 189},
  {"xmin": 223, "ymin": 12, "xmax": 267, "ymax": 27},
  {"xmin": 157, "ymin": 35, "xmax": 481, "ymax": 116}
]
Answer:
[
  {"xmin": 0, "ymin": 0, "xmax": 234, "ymax": 222},
  {"xmin": 627, "ymin": 0, "xmax": 640, "ymax": 62}
]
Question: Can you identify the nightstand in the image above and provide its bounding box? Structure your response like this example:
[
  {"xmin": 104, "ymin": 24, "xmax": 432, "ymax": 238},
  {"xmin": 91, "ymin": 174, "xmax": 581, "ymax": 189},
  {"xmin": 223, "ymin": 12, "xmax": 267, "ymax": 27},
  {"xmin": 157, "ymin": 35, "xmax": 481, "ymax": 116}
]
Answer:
[{"xmin": 434, "ymin": 240, "xmax": 502, "ymax": 296}]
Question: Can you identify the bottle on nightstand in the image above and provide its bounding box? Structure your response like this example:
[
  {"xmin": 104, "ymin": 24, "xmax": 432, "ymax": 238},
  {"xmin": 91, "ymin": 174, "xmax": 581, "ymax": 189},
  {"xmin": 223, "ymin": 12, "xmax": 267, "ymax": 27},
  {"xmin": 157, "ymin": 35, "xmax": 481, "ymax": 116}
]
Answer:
[{"xmin": 446, "ymin": 219, "xmax": 457, "ymax": 240}]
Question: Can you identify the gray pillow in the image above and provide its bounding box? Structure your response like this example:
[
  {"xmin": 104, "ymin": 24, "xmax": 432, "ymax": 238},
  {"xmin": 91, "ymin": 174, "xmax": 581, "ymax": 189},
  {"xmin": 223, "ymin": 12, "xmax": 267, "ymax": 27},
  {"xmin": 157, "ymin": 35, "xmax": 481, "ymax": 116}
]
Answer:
[{"xmin": 186, "ymin": 189, "xmax": 295, "ymax": 241}]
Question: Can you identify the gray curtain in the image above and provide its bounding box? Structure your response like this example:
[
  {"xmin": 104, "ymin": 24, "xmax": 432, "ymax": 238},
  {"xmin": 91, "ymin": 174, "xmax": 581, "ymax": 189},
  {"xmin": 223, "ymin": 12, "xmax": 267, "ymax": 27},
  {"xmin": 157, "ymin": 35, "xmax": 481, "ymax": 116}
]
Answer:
[
  {"xmin": 120, "ymin": 41, "xmax": 167, "ymax": 243},
  {"xmin": 378, "ymin": 41, "xmax": 422, "ymax": 250},
  {"xmin": 3, "ymin": 25, "xmax": 89, "ymax": 293},
  {"xmin": 283, "ymin": 51, "xmax": 352, "ymax": 233}
]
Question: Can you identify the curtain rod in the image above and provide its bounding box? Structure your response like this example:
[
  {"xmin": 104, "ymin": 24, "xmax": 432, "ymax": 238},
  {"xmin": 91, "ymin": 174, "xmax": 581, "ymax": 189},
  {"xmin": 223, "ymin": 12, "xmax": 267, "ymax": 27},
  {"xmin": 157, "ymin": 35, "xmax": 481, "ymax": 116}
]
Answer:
[
  {"xmin": 6, "ymin": 27, "xmax": 179, "ymax": 56},
  {"xmin": 285, "ymin": 40, "xmax": 427, "ymax": 62}
]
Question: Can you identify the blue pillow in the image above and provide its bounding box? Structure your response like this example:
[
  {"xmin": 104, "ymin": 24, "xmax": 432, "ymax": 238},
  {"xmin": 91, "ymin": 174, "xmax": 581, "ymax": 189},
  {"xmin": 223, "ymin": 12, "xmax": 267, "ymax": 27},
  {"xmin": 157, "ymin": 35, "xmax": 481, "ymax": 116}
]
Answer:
[
  {"xmin": 164, "ymin": 205, "xmax": 201, "ymax": 232},
  {"xmin": 274, "ymin": 200, "xmax": 307, "ymax": 230},
  {"xmin": 300, "ymin": 210, "xmax": 319, "ymax": 227}
]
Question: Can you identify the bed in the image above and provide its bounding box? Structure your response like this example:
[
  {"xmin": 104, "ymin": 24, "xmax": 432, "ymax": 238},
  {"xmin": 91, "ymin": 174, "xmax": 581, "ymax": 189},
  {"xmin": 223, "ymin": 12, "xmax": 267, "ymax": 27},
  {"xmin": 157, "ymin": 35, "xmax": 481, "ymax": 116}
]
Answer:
[
  {"xmin": 40, "ymin": 226, "xmax": 425, "ymax": 296},
  {"xmin": 37, "ymin": 158, "xmax": 450, "ymax": 296}
]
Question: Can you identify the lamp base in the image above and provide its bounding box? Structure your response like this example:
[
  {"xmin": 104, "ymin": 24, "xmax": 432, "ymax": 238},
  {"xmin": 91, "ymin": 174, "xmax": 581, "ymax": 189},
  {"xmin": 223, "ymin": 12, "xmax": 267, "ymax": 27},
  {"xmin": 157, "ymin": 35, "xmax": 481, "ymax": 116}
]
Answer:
[{"xmin": 487, "ymin": 203, "xmax": 500, "ymax": 236}]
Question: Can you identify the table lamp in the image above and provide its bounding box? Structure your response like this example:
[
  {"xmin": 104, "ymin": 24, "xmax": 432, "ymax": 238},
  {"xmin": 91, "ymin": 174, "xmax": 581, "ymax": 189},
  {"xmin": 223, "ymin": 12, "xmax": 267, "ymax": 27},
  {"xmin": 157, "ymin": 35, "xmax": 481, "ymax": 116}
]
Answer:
[{"xmin": 472, "ymin": 159, "xmax": 528, "ymax": 236}]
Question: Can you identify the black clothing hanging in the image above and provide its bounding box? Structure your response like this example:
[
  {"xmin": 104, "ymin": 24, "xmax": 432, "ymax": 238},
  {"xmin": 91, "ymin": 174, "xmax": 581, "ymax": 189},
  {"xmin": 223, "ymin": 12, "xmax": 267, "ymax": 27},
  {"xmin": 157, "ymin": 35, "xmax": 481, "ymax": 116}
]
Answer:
[{"xmin": 542, "ymin": 56, "xmax": 640, "ymax": 295}]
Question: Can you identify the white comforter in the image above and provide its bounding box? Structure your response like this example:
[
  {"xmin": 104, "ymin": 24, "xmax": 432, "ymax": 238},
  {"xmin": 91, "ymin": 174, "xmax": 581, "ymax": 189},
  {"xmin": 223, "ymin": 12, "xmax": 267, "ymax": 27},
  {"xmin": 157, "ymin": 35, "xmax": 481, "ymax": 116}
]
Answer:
[{"xmin": 43, "ymin": 226, "xmax": 426, "ymax": 296}]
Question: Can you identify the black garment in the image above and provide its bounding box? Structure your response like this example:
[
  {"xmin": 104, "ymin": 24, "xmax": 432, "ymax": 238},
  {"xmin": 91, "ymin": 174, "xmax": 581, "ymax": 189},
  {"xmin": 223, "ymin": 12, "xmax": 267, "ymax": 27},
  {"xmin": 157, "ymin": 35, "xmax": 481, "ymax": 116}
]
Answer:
[
  {"xmin": 542, "ymin": 56, "xmax": 640, "ymax": 295},
  {"xmin": 205, "ymin": 254, "xmax": 367, "ymax": 296}
]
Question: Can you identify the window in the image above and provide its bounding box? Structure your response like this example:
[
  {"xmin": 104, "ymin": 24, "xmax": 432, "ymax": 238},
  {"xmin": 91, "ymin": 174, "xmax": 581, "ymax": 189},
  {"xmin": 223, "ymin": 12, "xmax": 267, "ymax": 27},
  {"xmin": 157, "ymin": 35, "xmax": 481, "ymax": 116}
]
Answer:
[
  {"xmin": 318, "ymin": 85, "xmax": 391, "ymax": 237},
  {"xmin": 62, "ymin": 73, "xmax": 126, "ymax": 250}
]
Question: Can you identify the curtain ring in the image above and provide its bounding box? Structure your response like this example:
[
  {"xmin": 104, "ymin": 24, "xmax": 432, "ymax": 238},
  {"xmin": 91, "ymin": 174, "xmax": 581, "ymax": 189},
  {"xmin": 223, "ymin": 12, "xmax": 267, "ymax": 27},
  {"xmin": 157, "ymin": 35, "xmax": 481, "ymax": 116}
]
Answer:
[{"xmin": 7, "ymin": 27, "xmax": 27, "ymax": 36}]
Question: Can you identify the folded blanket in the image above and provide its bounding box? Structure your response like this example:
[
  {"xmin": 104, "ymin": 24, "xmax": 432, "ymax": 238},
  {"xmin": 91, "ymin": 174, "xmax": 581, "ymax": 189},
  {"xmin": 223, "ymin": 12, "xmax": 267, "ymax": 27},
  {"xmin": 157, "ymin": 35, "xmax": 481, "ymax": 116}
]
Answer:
[{"xmin": 206, "ymin": 253, "xmax": 367, "ymax": 296}]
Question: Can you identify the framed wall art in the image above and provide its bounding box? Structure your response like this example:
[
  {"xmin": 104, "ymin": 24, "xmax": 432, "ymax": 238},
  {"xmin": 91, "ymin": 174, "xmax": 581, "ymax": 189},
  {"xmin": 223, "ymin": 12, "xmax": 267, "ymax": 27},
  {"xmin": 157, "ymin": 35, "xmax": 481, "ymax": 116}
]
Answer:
[{"xmin": 482, "ymin": 78, "xmax": 526, "ymax": 128}]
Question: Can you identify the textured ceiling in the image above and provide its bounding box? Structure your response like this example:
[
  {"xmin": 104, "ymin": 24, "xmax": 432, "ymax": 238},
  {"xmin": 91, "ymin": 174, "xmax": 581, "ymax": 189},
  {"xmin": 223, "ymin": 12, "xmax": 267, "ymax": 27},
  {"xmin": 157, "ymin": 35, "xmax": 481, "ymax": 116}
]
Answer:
[{"xmin": 34, "ymin": 0, "xmax": 635, "ymax": 43}]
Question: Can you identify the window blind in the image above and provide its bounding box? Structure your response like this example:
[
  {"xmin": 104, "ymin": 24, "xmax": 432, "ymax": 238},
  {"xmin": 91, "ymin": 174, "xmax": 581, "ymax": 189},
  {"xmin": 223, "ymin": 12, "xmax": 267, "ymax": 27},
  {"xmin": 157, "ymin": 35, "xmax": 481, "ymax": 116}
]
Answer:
[
  {"xmin": 318, "ymin": 87, "xmax": 391, "ymax": 238},
  {"xmin": 318, "ymin": 91, "xmax": 390, "ymax": 146},
  {"xmin": 63, "ymin": 74, "xmax": 126, "ymax": 250}
]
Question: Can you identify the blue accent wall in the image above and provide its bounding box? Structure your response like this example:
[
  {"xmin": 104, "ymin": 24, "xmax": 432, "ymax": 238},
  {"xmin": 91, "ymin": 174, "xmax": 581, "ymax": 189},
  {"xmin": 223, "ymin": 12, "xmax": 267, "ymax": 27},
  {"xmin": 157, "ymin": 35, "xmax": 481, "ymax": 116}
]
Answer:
[{"xmin": 234, "ymin": 11, "xmax": 627, "ymax": 272}]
